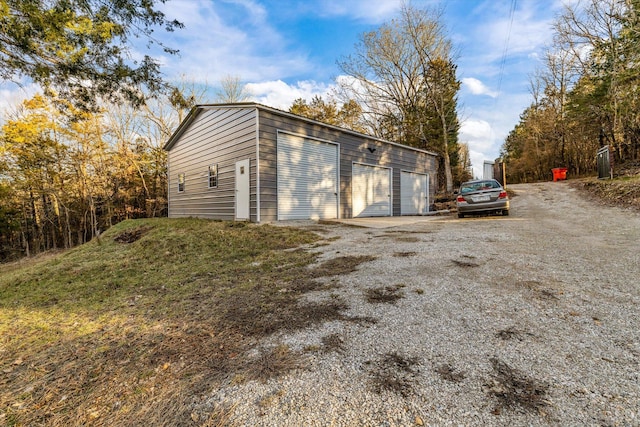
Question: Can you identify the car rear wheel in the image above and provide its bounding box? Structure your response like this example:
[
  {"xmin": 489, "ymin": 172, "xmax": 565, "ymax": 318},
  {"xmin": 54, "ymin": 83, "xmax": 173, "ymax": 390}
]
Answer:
[
  {"xmin": 502, "ymin": 210, "xmax": 509, "ymax": 216},
  {"xmin": 458, "ymin": 212, "xmax": 465, "ymax": 218}
]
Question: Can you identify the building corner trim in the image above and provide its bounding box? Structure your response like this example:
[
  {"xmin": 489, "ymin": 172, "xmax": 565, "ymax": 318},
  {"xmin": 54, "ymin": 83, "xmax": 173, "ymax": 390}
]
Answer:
[{"xmin": 255, "ymin": 108, "xmax": 261, "ymax": 223}]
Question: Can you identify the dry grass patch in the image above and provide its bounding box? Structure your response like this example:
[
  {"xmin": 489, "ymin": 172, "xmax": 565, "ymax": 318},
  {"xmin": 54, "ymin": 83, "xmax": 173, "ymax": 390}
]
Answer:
[
  {"xmin": 368, "ymin": 352, "xmax": 420, "ymax": 397},
  {"xmin": 320, "ymin": 333, "xmax": 347, "ymax": 354},
  {"xmin": 572, "ymin": 170, "xmax": 640, "ymax": 212},
  {"xmin": 112, "ymin": 225, "xmax": 153, "ymax": 243},
  {"xmin": 0, "ymin": 218, "xmax": 354, "ymax": 426},
  {"xmin": 365, "ymin": 285, "xmax": 405, "ymax": 304},
  {"xmin": 244, "ymin": 345, "xmax": 303, "ymax": 383},
  {"xmin": 485, "ymin": 358, "xmax": 549, "ymax": 414}
]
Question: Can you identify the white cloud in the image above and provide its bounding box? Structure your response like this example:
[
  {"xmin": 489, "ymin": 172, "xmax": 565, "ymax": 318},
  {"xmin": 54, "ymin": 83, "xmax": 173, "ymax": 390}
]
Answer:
[
  {"xmin": 475, "ymin": 2, "xmax": 556, "ymax": 61},
  {"xmin": 313, "ymin": 0, "xmax": 401, "ymax": 23},
  {"xmin": 459, "ymin": 118, "xmax": 500, "ymax": 179},
  {"xmin": 462, "ymin": 77, "xmax": 498, "ymax": 97},
  {"xmin": 246, "ymin": 79, "xmax": 333, "ymax": 110},
  {"xmin": 0, "ymin": 82, "xmax": 39, "ymax": 124},
  {"xmin": 158, "ymin": 0, "xmax": 312, "ymax": 84}
]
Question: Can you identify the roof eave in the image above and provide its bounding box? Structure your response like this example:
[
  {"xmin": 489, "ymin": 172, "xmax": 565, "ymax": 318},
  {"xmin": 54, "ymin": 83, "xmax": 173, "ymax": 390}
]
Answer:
[
  {"xmin": 164, "ymin": 102, "xmax": 439, "ymax": 158},
  {"xmin": 163, "ymin": 106, "xmax": 202, "ymax": 151}
]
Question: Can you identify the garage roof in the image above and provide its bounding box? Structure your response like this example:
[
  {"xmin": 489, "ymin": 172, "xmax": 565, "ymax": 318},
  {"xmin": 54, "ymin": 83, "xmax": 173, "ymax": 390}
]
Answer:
[{"xmin": 163, "ymin": 102, "xmax": 439, "ymax": 157}]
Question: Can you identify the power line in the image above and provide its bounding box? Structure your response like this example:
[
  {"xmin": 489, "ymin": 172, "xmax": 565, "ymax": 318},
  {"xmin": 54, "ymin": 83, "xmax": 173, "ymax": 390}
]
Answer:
[
  {"xmin": 484, "ymin": 0, "xmax": 516, "ymax": 178},
  {"xmin": 496, "ymin": 0, "xmax": 517, "ymax": 96}
]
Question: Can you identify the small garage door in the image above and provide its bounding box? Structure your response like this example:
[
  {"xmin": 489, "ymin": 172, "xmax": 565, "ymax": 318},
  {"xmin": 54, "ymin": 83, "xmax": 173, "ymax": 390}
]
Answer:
[
  {"xmin": 277, "ymin": 133, "xmax": 339, "ymax": 220},
  {"xmin": 352, "ymin": 163, "xmax": 391, "ymax": 217},
  {"xmin": 401, "ymin": 171, "xmax": 428, "ymax": 215}
]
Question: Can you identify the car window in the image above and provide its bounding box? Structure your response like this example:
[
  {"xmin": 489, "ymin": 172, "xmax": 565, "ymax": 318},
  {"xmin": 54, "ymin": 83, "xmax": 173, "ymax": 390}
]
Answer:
[
  {"xmin": 460, "ymin": 184, "xmax": 476, "ymax": 194},
  {"xmin": 460, "ymin": 181, "xmax": 500, "ymax": 194}
]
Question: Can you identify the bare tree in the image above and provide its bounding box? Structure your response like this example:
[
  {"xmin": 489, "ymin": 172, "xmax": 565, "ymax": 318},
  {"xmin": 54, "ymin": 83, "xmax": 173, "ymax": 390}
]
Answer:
[
  {"xmin": 215, "ymin": 75, "xmax": 251, "ymax": 103},
  {"xmin": 104, "ymin": 79, "xmax": 207, "ymax": 218},
  {"xmin": 337, "ymin": 3, "xmax": 459, "ymax": 192}
]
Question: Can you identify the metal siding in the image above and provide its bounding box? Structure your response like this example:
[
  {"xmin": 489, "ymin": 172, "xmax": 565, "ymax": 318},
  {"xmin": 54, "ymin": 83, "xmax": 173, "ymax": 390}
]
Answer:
[
  {"xmin": 276, "ymin": 133, "xmax": 338, "ymax": 220},
  {"xmin": 400, "ymin": 171, "xmax": 428, "ymax": 215},
  {"xmin": 352, "ymin": 163, "xmax": 391, "ymax": 217},
  {"xmin": 167, "ymin": 107, "xmax": 257, "ymax": 220},
  {"xmin": 255, "ymin": 107, "xmax": 438, "ymax": 220}
]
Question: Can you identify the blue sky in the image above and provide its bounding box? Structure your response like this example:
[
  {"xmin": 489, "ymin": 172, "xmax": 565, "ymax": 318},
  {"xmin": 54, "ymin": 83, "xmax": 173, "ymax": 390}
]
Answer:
[{"xmin": 0, "ymin": 0, "xmax": 573, "ymax": 177}]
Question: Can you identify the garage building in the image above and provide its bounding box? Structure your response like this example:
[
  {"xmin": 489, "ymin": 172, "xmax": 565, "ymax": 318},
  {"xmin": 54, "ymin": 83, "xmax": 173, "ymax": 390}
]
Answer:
[{"xmin": 164, "ymin": 103, "xmax": 438, "ymax": 222}]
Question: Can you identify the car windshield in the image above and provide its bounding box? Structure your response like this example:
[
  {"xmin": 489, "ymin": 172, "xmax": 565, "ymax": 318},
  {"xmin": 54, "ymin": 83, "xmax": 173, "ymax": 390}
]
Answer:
[{"xmin": 460, "ymin": 180, "xmax": 500, "ymax": 194}]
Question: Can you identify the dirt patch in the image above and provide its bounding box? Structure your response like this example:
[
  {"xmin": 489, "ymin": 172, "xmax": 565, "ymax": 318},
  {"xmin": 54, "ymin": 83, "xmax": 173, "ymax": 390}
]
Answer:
[
  {"xmin": 393, "ymin": 236, "xmax": 421, "ymax": 243},
  {"xmin": 516, "ymin": 280, "xmax": 561, "ymax": 301},
  {"xmin": 484, "ymin": 358, "xmax": 549, "ymax": 414},
  {"xmin": 496, "ymin": 327, "xmax": 533, "ymax": 341},
  {"xmin": 320, "ymin": 333, "xmax": 347, "ymax": 354},
  {"xmin": 452, "ymin": 255, "xmax": 480, "ymax": 267},
  {"xmin": 222, "ymin": 296, "xmax": 349, "ymax": 337},
  {"xmin": 365, "ymin": 285, "xmax": 405, "ymax": 304},
  {"xmin": 112, "ymin": 226, "xmax": 153, "ymax": 243},
  {"xmin": 393, "ymin": 251, "xmax": 417, "ymax": 257},
  {"xmin": 368, "ymin": 352, "xmax": 420, "ymax": 397},
  {"xmin": 308, "ymin": 255, "xmax": 377, "ymax": 278},
  {"xmin": 435, "ymin": 363, "xmax": 466, "ymax": 383}
]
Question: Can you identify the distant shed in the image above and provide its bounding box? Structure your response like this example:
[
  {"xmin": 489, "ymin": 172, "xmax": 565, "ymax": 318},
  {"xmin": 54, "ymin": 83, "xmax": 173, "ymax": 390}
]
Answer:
[
  {"xmin": 163, "ymin": 103, "xmax": 438, "ymax": 222},
  {"xmin": 483, "ymin": 160, "xmax": 495, "ymax": 180}
]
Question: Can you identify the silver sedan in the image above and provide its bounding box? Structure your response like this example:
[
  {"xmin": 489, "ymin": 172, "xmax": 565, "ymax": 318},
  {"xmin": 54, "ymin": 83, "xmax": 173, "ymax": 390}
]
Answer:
[{"xmin": 455, "ymin": 179, "xmax": 509, "ymax": 218}]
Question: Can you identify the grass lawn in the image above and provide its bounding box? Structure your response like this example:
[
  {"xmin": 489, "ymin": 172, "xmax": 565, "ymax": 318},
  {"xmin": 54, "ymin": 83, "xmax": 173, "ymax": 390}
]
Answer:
[{"xmin": 0, "ymin": 218, "xmax": 372, "ymax": 426}]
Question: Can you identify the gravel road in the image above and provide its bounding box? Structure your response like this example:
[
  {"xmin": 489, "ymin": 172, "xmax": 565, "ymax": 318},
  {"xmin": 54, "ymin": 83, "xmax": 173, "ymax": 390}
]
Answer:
[{"xmin": 204, "ymin": 181, "xmax": 640, "ymax": 426}]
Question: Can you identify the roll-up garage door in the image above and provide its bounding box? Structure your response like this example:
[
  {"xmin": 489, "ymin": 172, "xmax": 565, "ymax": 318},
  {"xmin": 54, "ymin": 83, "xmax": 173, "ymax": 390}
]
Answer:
[
  {"xmin": 277, "ymin": 133, "xmax": 339, "ymax": 220},
  {"xmin": 352, "ymin": 163, "xmax": 391, "ymax": 217},
  {"xmin": 400, "ymin": 171, "xmax": 428, "ymax": 215}
]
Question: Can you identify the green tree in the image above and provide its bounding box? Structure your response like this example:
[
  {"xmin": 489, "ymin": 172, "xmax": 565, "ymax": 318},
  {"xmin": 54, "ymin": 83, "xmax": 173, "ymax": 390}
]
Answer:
[
  {"xmin": 1, "ymin": 95, "xmax": 70, "ymax": 253},
  {"xmin": 337, "ymin": 4, "xmax": 460, "ymax": 192},
  {"xmin": 289, "ymin": 95, "xmax": 366, "ymax": 132},
  {"xmin": 0, "ymin": 0, "xmax": 182, "ymax": 110},
  {"xmin": 553, "ymin": 0, "xmax": 640, "ymax": 162}
]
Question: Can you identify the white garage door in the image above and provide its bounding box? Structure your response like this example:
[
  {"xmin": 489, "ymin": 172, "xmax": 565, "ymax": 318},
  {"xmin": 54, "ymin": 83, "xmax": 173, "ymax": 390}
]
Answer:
[
  {"xmin": 352, "ymin": 163, "xmax": 391, "ymax": 217},
  {"xmin": 277, "ymin": 133, "xmax": 339, "ymax": 220},
  {"xmin": 401, "ymin": 171, "xmax": 429, "ymax": 215}
]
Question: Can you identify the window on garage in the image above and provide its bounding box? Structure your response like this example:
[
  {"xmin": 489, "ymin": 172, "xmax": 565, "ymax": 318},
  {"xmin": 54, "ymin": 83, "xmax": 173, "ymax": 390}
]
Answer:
[
  {"xmin": 178, "ymin": 173, "xmax": 185, "ymax": 192},
  {"xmin": 208, "ymin": 164, "xmax": 218, "ymax": 188}
]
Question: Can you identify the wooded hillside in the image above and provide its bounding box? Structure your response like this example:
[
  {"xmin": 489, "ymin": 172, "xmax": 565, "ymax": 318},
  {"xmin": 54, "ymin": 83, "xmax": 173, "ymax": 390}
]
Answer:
[
  {"xmin": 501, "ymin": 0, "xmax": 640, "ymax": 183},
  {"xmin": 0, "ymin": 93, "xmax": 194, "ymax": 261}
]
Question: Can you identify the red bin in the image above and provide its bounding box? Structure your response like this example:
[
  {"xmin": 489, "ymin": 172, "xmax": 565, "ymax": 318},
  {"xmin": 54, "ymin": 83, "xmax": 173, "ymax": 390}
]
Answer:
[{"xmin": 552, "ymin": 167, "xmax": 568, "ymax": 182}]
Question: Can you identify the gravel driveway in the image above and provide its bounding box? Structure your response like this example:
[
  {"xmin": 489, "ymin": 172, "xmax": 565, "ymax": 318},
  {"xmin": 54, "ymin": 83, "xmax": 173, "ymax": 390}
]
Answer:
[{"xmin": 206, "ymin": 181, "xmax": 640, "ymax": 426}]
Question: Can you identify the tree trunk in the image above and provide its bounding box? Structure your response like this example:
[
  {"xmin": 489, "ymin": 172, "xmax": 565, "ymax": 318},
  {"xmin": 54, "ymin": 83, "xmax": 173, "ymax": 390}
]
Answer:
[{"xmin": 440, "ymin": 113, "xmax": 454, "ymax": 192}]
